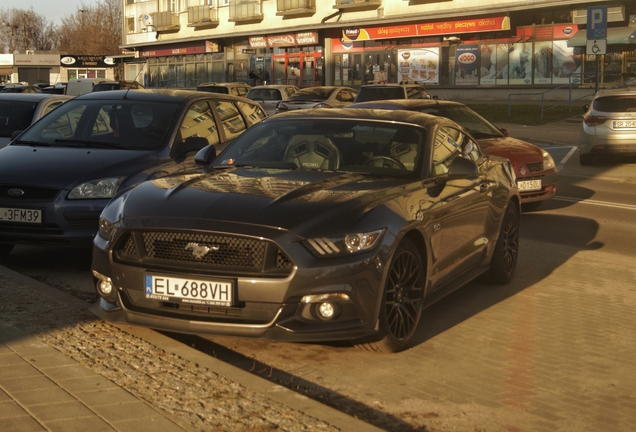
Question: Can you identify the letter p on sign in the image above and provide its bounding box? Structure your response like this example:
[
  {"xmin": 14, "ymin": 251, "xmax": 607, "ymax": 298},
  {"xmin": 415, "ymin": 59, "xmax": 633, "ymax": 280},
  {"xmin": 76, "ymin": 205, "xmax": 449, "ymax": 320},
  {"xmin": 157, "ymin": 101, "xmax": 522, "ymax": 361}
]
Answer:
[{"xmin": 587, "ymin": 6, "xmax": 607, "ymax": 40}]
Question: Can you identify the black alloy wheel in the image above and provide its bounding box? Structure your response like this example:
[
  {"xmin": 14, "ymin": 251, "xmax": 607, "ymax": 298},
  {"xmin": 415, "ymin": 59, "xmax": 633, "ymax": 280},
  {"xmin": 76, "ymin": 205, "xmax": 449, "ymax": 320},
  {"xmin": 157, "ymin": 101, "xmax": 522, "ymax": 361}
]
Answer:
[
  {"xmin": 367, "ymin": 238, "xmax": 425, "ymax": 353},
  {"xmin": 482, "ymin": 202, "xmax": 520, "ymax": 285}
]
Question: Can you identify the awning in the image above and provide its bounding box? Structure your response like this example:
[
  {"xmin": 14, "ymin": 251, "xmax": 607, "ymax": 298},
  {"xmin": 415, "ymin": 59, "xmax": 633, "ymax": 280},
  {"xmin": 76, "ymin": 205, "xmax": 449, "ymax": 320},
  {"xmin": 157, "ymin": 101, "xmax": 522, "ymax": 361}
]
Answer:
[
  {"xmin": 567, "ymin": 26, "xmax": 636, "ymax": 47},
  {"xmin": 0, "ymin": 68, "xmax": 12, "ymax": 75}
]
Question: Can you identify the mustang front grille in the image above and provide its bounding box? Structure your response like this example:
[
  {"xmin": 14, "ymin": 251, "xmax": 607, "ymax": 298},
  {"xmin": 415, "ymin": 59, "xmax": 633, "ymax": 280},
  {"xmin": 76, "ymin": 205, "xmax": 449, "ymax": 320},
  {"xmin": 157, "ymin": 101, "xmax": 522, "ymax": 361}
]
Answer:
[{"xmin": 114, "ymin": 231, "xmax": 294, "ymax": 276}]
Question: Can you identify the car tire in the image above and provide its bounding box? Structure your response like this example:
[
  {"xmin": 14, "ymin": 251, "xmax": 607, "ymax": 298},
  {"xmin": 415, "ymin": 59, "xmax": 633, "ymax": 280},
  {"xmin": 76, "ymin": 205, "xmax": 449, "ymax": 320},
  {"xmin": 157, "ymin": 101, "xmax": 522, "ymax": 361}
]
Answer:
[
  {"xmin": 0, "ymin": 243, "xmax": 15, "ymax": 257},
  {"xmin": 580, "ymin": 153, "xmax": 594, "ymax": 166},
  {"xmin": 521, "ymin": 201, "xmax": 542, "ymax": 212},
  {"xmin": 357, "ymin": 238, "xmax": 425, "ymax": 353},
  {"xmin": 481, "ymin": 202, "xmax": 519, "ymax": 285}
]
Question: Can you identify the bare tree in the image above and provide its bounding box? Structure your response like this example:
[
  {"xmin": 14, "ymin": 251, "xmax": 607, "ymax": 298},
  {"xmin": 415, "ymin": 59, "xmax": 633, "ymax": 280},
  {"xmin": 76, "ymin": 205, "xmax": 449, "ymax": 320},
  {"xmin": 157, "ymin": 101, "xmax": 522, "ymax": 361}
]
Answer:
[
  {"xmin": 0, "ymin": 8, "xmax": 58, "ymax": 53},
  {"xmin": 57, "ymin": 0, "xmax": 122, "ymax": 55}
]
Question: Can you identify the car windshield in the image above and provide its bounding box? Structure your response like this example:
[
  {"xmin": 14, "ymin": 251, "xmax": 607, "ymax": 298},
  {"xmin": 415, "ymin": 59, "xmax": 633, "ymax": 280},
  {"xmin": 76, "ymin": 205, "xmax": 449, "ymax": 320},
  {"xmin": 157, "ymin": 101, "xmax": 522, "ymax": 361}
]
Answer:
[
  {"xmin": 593, "ymin": 95, "xmax": 636, "ymax": 112},
  {"xmin": 0, "ymin": 101, "xmax": 38, "ymax": 137},
  {"xmin": 355, "ymin": 87, "xmax": 405, "ymax": 102},
  {"xmin": 213, "ymin": 119, "xmax": 425, "ymax": 178},
  {"xmin": 197, "ymin": 86, "xmax": 229, "ymax": 94},
  {"xmin": 288, "ymin": 87, "xmax": 334, "ymax": 101},
  {"xmin": 418, "ymin": 105, "xmax": 503, "ymax": 138},
  {"xmin": 247, "ymin": 89, "xmax": 282, "ymax": 101},
  {"xmin": 14, "ymin": 99, "xmax": 179, "ymax": 150}
]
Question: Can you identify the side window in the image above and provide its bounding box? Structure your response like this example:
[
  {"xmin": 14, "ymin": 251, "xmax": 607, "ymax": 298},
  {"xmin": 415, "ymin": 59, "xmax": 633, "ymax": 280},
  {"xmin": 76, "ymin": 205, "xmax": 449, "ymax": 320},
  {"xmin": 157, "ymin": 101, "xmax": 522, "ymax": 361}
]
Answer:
[
  {"xmin": 229, "ymin": 87, "xmax": 239, "ymax": 96},
  {"xmin": 214, "ymin": 100, "xmax": 247, "ymax": 140},
  {"xmin": 238, "ymin": 86, "xmax": 249, "ymax": 97},
  {"xmin": 433, "ymin": 126, "xmax": 463, "ymax": 175},
  {"xmin": 236, "ymin": 101, "xmax": 266, "ymax": 126},
  {"xmin": 461, "ymin": 135, "xmax": 482, "ymax": 163},
  {"xmin": 41, "ymin": 105, "xmax": 86, "ymax": 140},
  {"xmin": 336, "ymin": 90, "xmax": 354, "ymax": 102},
  {"xmin": 407, "ymin": 87, "xmax": 423, "ymax": 99},
  {"xmin": 179, "ymin": 101, "xmax": 220, "ymax": 146},
  {"xmin": 43, "ymin": 101, "xmax": 64, "ymax": 115}
]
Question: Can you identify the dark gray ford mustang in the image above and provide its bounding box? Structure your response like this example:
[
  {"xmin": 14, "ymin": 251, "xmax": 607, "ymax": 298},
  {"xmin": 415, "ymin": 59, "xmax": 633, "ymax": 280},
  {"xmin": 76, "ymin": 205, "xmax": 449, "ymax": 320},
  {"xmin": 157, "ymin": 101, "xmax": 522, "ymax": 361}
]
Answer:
[{"xmin": 91, "ymin": 108, "xmax": 520, "ymax": 352}]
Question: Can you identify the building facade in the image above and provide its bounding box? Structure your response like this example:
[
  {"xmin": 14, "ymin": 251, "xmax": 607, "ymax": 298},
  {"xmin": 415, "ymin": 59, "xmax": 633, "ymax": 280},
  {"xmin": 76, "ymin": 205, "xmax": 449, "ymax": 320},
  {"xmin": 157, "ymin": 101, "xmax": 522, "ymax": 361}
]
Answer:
[{"xmin": 121, "ymin": 0, "xmax": 636, "ymax": 98}]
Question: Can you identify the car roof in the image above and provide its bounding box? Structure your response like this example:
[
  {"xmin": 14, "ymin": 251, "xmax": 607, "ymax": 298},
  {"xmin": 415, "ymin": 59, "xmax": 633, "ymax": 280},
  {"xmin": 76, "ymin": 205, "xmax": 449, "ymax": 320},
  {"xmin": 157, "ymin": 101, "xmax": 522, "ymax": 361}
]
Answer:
[
  {"xmin": 265, "ymin": 106, "xmax": 443, "ymax": 127},
  {"xmin": 73, "ymin": 88, "xmax": 253, "ymax": 103},
  {"xmin": 197, "ymin": 82, "xmax": 249, "ymax": 88},
  {"xmin": 594, "ymin": 87, "xmax": 636, "ymax": 97},
  {"xmin": 0, "ymin": 93, "xmax": 72, "ymax": 102},
  {"xmin": 349, "ymin": 99, "xmax": 466, "ymax": 110},
  {"xmin": 247, "ymin": 85, "xmax": 297, "ymax": 90}
]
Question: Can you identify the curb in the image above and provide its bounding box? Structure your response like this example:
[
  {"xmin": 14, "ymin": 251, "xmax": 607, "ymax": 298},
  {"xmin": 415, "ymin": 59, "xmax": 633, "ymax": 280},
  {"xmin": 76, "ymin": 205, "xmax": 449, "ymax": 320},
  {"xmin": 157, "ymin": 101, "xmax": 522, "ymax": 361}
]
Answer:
[{"xmin": 0, "ymin": 264, "xmax": 384, "ymax": 432}]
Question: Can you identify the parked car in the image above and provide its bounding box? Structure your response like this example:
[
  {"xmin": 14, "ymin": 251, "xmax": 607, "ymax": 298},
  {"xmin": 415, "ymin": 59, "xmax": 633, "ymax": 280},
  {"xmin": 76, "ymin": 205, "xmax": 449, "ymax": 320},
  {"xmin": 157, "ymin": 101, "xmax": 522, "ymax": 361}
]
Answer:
[
  {"xmin": 92, "ymin": 80, "xmax": 145, "ymax": 92},
  {"xmin": 196, "ymin": 82, "xmax": 251, "ymax": 97},
  {"xmin": 91, "ymin": 107, "xmax": 520, "ymax": 353},
  {"xmin": 0, "ymin": 89, "xmax": 266, "ymax": 256},
  {"xmin": 66, "ymin": 78, "xmax": 101, "ymax": 96},
  {"xmin": 579, "ymin": 87, "xmax": 636, "ymax": 165},
  {"xmin": 0, "ymin": 84, "xmax": 41, "ymax": 93},
  {"xmin": 40, "ymin": 83, "xmax": 68, "ymax": 94},
  {"xmin": 349, "ymin": 99, "xmax": 557, "ymax": 211},
  {"xmin": 245, "ymin": 84, "xmax": 299, "ymax": 115},
  {"xmin": 0, "ymin": 93, "xmax": 73, "ymax": 149},
  {"xmin": 353, "ymin": 82, "xmax": 431, "ymax": 103},
  {"xmin": 274, "ymin": 86, "xmax": 358, "ymax": 114}
]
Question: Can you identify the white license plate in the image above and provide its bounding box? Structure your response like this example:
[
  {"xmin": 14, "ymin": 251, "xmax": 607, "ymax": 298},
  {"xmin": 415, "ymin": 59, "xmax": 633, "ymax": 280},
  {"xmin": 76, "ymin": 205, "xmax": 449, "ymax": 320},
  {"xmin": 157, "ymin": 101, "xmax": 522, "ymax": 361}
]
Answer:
[
  {"xmin": 0, "ymin": 207, "xmax": 42, "ymax": 224},
  {"xmin": 145, "ymin": 275, "xmax": 233, "ymax": 306},
  {"xmin": 517, "ymin": 179, "xmax": 542, "ymax": 191},
  {"xmin": 613, "ymin": 120, "xmax": 636, "ymax": 129}
]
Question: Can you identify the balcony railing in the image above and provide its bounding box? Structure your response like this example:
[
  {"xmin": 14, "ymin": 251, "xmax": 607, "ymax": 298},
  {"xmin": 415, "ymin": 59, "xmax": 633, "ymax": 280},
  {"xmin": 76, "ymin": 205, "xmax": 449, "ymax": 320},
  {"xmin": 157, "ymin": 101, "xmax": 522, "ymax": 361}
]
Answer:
[
  {"xmin": 152, "ymin": 11, "xmax": 180, "ymax": 31},
  {"xmin": 333, "ymin": 0, "xmax": 382, "ymax": 10},
  {"xmin": 276, "ymin": 0, "xmax": 315, "ymax": 16},
  {"xmin": 228, "ymin": 0, "xmax": 263, "ymax": 22},
  {"xmin": 187, "ymin": 5, "xmax": 219, "ymax": 27}
]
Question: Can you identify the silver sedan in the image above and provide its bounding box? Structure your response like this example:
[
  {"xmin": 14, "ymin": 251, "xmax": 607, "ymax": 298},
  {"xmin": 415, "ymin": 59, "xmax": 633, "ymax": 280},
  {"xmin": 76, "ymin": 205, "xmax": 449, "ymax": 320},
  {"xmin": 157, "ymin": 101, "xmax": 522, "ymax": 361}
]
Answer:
[{"xmin": 275, "ymin": 86, "xmax": 358, "ymax": 114}]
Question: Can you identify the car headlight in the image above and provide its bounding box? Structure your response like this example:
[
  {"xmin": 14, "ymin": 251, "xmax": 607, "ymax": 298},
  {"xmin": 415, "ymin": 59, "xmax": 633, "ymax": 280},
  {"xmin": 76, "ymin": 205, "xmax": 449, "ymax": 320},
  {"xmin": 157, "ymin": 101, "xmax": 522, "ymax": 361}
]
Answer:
[
  {"xmin": 68, "ymin": 177, "xmax": 123, "ymax": 199},
  {"xmin": 98, "ymin": 216, "xmax": 117, "ymax": 240},
  {"xmin": 304, "ymin": 229, "xmax": 385, "ymax": 257},
  {"xmin": 542, "ymin": 150, "xmax": 556, "ymax": 170}
]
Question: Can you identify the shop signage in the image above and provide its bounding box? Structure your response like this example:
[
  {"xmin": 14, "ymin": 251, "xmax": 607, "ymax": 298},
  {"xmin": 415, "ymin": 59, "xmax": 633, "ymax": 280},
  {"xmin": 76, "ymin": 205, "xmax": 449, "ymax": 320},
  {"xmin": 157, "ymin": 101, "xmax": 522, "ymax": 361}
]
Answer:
[
  {"xmin": 59, "ymin": 55, "xmax": 115, "ymax": 68},
  {"xmin": 242, "ymin": 49, "xmax": 256, "ymax": 54},
  {"xmin": 342, "ymin": 16, "xmax": 510, "ymax": 42},
  {"xmin": 15, "ymin": 54, "xmax": 59, "ymax": 66},
  {"xmin": 140, "ymin": 45, "xmax": 206, "ymax": 58},
  {"xmin": 249, "ymin": 32, "xmax": 318, "ymax": 48},
  {"xmin": 206, "ymin": 41, "xmax": 220, "ymax": 53},
  {"xmin": 0, "ymin": 54, "xmax": 12, "ymax": 66}
]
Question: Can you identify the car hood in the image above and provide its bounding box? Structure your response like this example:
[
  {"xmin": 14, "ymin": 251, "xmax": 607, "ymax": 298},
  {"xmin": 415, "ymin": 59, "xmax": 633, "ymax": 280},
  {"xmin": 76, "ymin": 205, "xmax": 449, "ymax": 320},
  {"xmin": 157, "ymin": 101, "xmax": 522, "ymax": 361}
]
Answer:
[
  {"xmin": 476, "ymin": 136, "xmax": 543, "ymax": 166},
  {"xmin": 117, "ymin": 168, "xmax": 413, "ymax": 234},
  {"xmin": 0, "ymin": 145, "xmax": 157, "ymax": 189}
]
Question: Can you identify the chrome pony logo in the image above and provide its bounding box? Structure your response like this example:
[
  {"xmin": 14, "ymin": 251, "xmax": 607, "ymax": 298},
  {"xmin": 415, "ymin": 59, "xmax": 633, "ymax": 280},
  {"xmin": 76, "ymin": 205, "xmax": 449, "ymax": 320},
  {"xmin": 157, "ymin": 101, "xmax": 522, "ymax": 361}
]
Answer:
[{"xmin": 185, "ymin": 242, "xmax": 219, "ymax": 259}]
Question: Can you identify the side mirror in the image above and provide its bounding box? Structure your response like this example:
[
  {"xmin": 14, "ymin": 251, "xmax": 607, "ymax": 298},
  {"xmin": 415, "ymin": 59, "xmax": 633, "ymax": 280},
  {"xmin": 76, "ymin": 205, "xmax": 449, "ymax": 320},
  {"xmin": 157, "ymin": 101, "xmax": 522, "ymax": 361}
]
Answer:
[
  {"xmin": 180, "ymin": 136, "xmax": 209, "ymax": 155},
  {"xmin": 194, "ymin": 145, "xmax": 217, "ymax": 165},
  {"xmin": 10, "ymin": 130, "xmax": 23, "ymax": 141},
  {"xmin": 447, "ymin": 156, "xmax": 479, "ymax": 178},
  {"xmin": 499, "ymin": 128, "xmax": 510, "ymax": 137}
]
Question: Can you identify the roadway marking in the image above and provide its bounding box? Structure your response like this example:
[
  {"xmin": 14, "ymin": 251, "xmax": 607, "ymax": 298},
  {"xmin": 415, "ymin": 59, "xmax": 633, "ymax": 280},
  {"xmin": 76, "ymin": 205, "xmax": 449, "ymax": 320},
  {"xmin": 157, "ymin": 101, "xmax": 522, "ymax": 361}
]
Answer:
[
  {"xmin": 554, "ymin": 196, "xmax": 636, "ymax": 211},
  {"xmin": 559, "ymin": 146, "xmax": 578, "ymax": 164}
]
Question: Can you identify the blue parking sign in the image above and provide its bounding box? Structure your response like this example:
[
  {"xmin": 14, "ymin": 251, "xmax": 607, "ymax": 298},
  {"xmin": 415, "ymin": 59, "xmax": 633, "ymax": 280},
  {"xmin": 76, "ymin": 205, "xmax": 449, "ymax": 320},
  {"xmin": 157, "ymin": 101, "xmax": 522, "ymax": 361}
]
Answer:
[{"xmin": 587, "ymin": 6, "xmax": 607, "ymax": 40}]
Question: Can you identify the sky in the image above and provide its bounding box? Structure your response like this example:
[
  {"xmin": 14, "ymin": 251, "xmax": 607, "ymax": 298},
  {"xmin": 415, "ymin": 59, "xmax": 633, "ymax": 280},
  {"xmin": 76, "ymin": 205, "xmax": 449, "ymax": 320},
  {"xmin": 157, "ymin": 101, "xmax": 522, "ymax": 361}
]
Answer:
[{"xmin": 12, "ymin": 0, "xmax": 101, "ymax": 25}]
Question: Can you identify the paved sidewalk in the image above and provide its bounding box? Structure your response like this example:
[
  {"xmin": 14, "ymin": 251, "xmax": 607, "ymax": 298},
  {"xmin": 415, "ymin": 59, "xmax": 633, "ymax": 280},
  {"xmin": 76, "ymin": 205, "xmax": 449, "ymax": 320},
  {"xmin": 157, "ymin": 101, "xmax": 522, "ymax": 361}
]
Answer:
[{"xmin": 0, "ymin": 265, "xmax": 383, "ymax": 432}]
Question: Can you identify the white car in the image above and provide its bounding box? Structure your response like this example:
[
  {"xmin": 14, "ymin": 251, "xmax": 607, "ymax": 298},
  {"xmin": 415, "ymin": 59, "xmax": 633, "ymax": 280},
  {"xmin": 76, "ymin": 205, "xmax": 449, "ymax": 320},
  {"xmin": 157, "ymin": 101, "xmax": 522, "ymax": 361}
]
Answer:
[
  {"xmin": 245, "ymin": 85, "xmax": 299, "ymax": 115},
  {"xmin": 579, "ymin": 87, "xmax": 636, "ymax": 165}
]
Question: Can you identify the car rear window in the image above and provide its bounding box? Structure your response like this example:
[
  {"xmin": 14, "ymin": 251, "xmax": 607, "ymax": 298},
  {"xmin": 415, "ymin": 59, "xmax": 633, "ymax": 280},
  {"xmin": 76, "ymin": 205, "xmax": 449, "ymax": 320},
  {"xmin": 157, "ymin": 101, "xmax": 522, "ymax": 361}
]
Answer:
[
  {"xmin": 0, "ymin": 101, "xmax": 37, "ymax": 137},
  {"xmin": 355, "ymin": 87, "xmax": 405, "ymax": 102},
  {"xmin": 593, "ymin": 95, "xmax": 636, "ymax": 113},
  {"xmin": 197, "ymin": 86, "xmax": 229, "ymax": 94}
]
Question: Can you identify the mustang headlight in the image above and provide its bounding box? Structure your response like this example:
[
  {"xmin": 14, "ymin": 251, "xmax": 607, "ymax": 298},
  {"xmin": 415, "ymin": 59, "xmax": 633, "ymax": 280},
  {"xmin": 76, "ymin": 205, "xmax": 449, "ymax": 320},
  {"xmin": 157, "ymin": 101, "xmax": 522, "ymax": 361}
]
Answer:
[
  {"xmin": 305, "ymin": 229, "xmax": 385, "ymax": 257},
  {"xmin": 542, "ymin": 150, "xmax": 556, "ymax": 171},
  {"xmin": 68, "ymin": 177, "xmax": 123, "ymax": 199},
  {"xmin": 98, "ymin": 216, "xmax": 117, "ymax": 240}
]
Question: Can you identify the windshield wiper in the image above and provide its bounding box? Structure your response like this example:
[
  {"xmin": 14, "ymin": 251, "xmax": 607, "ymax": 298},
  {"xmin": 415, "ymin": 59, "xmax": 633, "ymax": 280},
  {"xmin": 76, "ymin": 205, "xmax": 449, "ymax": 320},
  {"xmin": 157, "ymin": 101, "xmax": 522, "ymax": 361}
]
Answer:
[
  {"xmin": 53, "ymin": 139, "xmax": 123, "ymax": 149},
  {"xmin": 12, "ymin": 140, "xmax": 51, "ymax": 146}
]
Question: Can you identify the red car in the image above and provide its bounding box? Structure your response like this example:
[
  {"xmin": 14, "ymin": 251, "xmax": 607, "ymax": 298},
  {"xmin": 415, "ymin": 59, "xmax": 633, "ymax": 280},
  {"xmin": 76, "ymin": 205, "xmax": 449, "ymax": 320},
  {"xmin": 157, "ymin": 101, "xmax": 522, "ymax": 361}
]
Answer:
[{"xmin": 349, "ymin": 99, "xmax": 557, "ymax": 211}]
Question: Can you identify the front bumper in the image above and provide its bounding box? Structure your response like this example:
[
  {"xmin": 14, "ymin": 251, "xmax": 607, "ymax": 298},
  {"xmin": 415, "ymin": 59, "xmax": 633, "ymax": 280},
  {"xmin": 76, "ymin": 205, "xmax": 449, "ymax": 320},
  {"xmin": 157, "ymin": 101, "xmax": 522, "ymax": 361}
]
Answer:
[{"xmin": 91, "ymin": 224, "xmax": 395, "ymax": 342}]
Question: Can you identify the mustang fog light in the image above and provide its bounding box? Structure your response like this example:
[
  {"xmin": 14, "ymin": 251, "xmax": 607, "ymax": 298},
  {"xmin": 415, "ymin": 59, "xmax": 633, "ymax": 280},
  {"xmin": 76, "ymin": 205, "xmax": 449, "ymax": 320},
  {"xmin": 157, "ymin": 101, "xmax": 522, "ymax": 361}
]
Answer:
[
  {"xmin": 93, "ymin": 270, "xmax": 115, "ymax": 298},
  {"xmin": 318, "ymin": 302, "xmax": 335, "ymax": 319}
]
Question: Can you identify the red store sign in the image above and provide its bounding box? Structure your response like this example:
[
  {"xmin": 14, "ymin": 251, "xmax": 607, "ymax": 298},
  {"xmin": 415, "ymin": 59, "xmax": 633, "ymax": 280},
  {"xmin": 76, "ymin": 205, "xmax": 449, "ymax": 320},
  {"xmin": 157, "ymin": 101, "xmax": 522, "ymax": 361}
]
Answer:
[
  {"xmin": 140, "ymin": 45, "xmax": 206, "ymax": 58},
  {"xmin": 342, "ymin": 16, "xmax": 511, "ymax": 42}
]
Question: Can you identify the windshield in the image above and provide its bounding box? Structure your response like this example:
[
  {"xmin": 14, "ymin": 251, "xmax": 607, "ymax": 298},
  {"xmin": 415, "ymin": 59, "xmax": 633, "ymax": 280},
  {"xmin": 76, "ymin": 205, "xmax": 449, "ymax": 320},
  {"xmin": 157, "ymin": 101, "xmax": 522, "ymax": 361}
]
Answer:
[
  {"xmin": 419, "ymin": 106, "xmax": 503, "ymax": 138},
  {"xmin": 288, "ymin": 87, "xmax": 334, "ymax": 101},
  {"xmin": 214, "ymin": 119, "xmax": 426, "ymax": 178},
  {"xmin": 15, "ymin": 99, "xmax": 179, "ymax": 150},
  {"xmin": 0, "ymin": 101, "xmax": 37, "ymax": 137}
]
